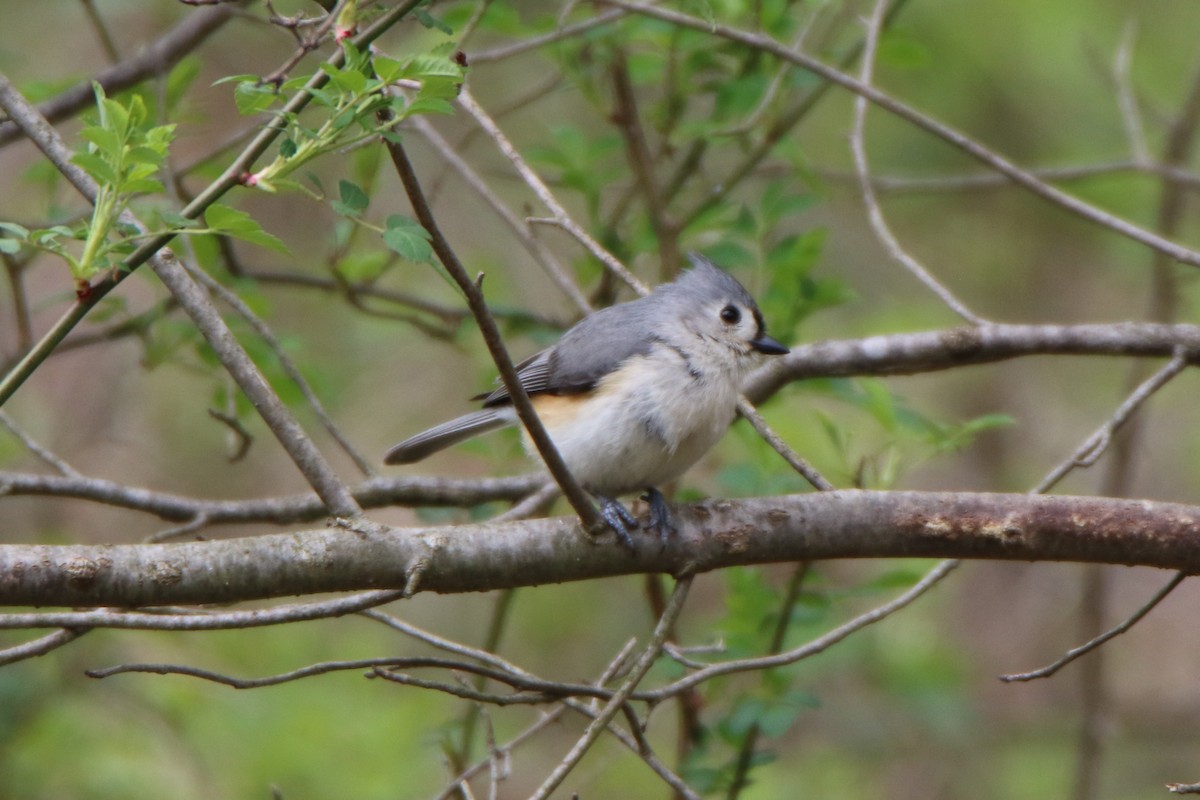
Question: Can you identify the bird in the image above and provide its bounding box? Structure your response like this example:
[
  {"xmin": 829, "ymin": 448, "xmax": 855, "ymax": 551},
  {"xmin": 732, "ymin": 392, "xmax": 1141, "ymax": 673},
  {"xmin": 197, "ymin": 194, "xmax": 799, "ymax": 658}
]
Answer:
[{"xmin": 385, "ymin": 253, "xmax": 789, "ymax": 547}]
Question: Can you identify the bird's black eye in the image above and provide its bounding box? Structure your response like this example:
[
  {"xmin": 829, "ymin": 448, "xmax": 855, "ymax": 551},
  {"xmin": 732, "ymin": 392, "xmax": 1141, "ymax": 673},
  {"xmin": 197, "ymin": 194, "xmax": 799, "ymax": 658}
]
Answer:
[{"xmin": 719, "ymin": 304, "xmax": 741, "ymax": 324}]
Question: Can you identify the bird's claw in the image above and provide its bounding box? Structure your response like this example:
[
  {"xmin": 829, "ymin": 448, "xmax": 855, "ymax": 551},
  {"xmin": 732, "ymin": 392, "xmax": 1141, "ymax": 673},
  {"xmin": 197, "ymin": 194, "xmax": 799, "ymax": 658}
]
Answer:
[
  {"xmin": 641, "ymin": 488, "xmax": 675, "ymax": 543},
  {"xmin": 595, "ymin": 493, "xmax": 638, "ymax": 550}
]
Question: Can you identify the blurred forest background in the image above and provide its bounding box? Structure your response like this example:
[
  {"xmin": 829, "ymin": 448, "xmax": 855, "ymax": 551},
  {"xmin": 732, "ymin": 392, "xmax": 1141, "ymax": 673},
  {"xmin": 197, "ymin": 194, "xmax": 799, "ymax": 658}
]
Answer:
[{"xmin": 3, "ymin": 0, "xmax": 1200, "ymax": 798}]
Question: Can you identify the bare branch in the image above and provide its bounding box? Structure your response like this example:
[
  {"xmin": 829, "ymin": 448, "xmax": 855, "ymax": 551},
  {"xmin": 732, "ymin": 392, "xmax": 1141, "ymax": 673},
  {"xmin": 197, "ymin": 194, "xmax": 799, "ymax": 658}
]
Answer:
[
  {"xmin": 606, "ymin": 0, "xmax": 1200, "ymax": 268},
  {"xmin": 528, "ymin": 575, "xmax": 693, "ymax": 800},
  {"xmin": 469, "ymin": 8, "xmax": 630, "ymax": 64},
  {"xmin": 456, "ymin": 86, "xmax": 649, "ymax": 296},
  {"xmin": 1032, "ymin": 349, "xmax": 1189, "ymax": 493},
  {"xmin": 183, "ymin": 258, "xmax": 375, "ymax": 477},
  {"xmin": 0, "ymin": 471, "xmax": 542, "ymax": 525},
  {"xmin": 1113, "ymin": 21, "xmax": 1150, "ymax": 164},
  {"xmin": 1168, "ymin": 781, "xmax": 1200, "ymax": 794},
  {"xmin": 643, "ymin": 559, "xmax": 958, "ymax": 701},
  {"xmin": 1000, "ymin": 571, "xmax": 1187, "ymax": 683},
  {"xmin": 0, "ymin": 412, "xmax": 80, "ymax": 477},
  {"xmin": 851, "ymin": 0, "xmax": 985, "ymax": 325},
  {"xmin": 0, "ymin": 627, "xmax": 89, "ymax": 666},
  {"xmin": 0, "ymin": 591, "xmax": 404, "ymax": 631},
  {"xmin": 409, "ymin": 116, "xmax": 591, "ymax": 314},
  {"xmin": 383, "ymin": 132, "xmax": 603, "ymax": 532},
  {"xmin": 736, "ymin": 398, "xmax": 833, "ymax": 491}
]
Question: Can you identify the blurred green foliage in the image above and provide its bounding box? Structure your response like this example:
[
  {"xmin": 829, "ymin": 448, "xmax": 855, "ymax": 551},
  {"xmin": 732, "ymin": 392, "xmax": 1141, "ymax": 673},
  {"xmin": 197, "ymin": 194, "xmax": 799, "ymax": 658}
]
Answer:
[{"xmin": 1, "ymin": 0, "xmax": 1200, "ymax": 798}]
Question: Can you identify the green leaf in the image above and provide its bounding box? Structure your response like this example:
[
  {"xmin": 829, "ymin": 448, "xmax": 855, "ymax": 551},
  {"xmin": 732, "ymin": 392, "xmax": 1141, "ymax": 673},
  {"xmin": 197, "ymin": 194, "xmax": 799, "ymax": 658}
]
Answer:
[
  {"xmin": 414, "ymin": 8, "xmax": 454, "ymax": 34},
  {"xmin": 211, "ymin": 73, "xmax": 260, "ymax": 86},
  {"xmin": 372, "ymin": 55, "xmax": 404, "ymax": 83},
  {"xmin": 159, "ymin": 211, "xmax": 192, "ymax": 228},
  {"xmin": 78, "ymin": 125, "xmax": 122, "ymax": 157},
  {"xmin": 404, "ymin": 97, "xmax": 454, "ymax": 117},
  {"xmin": 0, "ymin": 222, "xmax": 31, "ymax": 238},
  {"xmin": 203, "ymin": 204, "xmax": 289, "ymax": 254},
  {"xmin": 165, "ymin": 56, "xmax": 201, "ymax": 112},
  {"xmin": 382, "ymin": 214, "xmax": 433, "ymax": 264},
  {"xmin": 127, "ymin": 145, "xmax": 168, "ymax": 165},
  {"xmin": 0, "ymin": 238, "xmax": 20, "ymax": 254},
  {"xmin": 71, "ymin": 151, "xmax": 117, "ymax": 184},
  {"xmin": 122, "ymin": 178, "xmax": 165, "ymax": 195},
  {"xmin": 233, "ymin": 81, "xmax": 278, "ymax": 116},
  {"xmin": 337, "ymin": 251, "xmax": 390, "ymax": 282},
  {"xmin": 399, "ymin": 54, "xmax": 464, "ymax": 81},
  {"xmin": 322, "ymin": 63, "xmax": 368, "ymax": 94},
  {"xmin": 332, "ymin": 180, "xmax": 369, "ymax": 217},
  {"xmin": 304, "ymin": 86, "xmax": 339, "ymax": 108}
]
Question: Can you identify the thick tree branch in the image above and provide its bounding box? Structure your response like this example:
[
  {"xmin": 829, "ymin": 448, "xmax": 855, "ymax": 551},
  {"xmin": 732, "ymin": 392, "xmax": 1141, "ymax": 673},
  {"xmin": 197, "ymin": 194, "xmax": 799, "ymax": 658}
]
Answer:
[{"xmin": 2, "ymin": 491, "xmax": 1200, "ymax": 611}]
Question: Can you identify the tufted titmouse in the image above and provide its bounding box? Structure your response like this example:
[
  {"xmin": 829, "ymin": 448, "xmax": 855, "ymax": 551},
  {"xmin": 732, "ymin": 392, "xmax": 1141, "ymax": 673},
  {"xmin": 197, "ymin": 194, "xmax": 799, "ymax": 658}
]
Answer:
[{"xmin": 385, "ymin": 254, "xmax": 789, "ymax": 547}]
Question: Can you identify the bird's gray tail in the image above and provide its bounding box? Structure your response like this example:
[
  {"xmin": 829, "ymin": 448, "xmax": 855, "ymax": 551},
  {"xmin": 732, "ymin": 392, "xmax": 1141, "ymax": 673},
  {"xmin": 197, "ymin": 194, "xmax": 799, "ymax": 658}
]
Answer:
[{"xmin": 384, "ymin": 410, "xmax": 510, "ymax": 464}]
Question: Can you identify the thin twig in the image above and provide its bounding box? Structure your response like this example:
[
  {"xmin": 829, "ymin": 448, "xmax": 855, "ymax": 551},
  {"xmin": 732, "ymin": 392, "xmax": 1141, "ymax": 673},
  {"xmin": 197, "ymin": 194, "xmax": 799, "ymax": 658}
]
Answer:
[
  {"xmin": 528, "ymin": 575, "xmax": 693, "ymax": 800},
  {"xmin": 606, "ymin": 0, "xmax": 1200, "ymax": 269},
  {"xmin": 78, "ymin": 0, "xmax": 121, "ymax": 64},
  {"xmin": 0, "ymin": 411, "xmax": 80, "ymax": 477},
  {"xmin": 429, "ymin": 637, "xmax": 641, "ymax": 800},
  {"xmin": 456, "ymin": 86, "xmax": 649, "ymax": 296},
  {"xmin": 559, "ymin": 696, "xmax": 702, "ymax": 800},
  {"xmin": 1000, "ymin": 571, "xmax": 1187, "ymax": 683},
  {"xmin": 736, "ymin": 398, "xmax": 833, "ymax": 491},
  {"xmin": 0, "ymin": 470, "xmax": 543, "ymax": 525},
  {"xmin": 0, "ymin": 4, "xmax": 239, "ymax": 148},
  {"xmin": 469, "ymin": 8, "xmax": 630, "ymax": 64},
  {"xmin": 851, "ymin": 0, "xmax": 983, "ymax": 325},
  {"xmin": 410, "ymin": 116, "xmax": 591, "ymax": 314},
  {"xmin": 610, "ymin": 52, "xmax": 679, "ymax": 278},
  {"xmin": 383, "ymin": 134, "xmax": 603, "ymax": 533},
  {"xmin": 726, "ymin": 562, "xmax": 810, "ymax": 800},
  {"xmin": 1113, "ymin": 21, "xmax": 1150, "ymax": 165},
  {"xmin": 642, "ymin": 560, "xmax": 957, "ymax": 701},
  {"xmin": 182, "ymin": 259, "xmax": 375, "ymax": 476},
  {"xmin": 1031, "ymin": 349, "xmax": 1190, "ymax": 494},
  {"xmin": 5, "ymin": 590, "xmax": 405, "ymax": 631},
  {"xmin": 0, "ymin": 627, "xmax": 89, "ymax": 667}
]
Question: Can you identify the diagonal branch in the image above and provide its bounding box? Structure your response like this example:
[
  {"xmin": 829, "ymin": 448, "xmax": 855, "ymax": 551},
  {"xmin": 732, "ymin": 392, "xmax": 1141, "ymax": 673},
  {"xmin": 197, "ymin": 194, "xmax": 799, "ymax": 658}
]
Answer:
[
  {"xmin": 0, "ymin": 61, "xmax": 362, "ymax": 518},
  {"xmin": 0, "ymin": 0, "xmax": 423, "ymax": 409},
  {"xmin": 383, "ymin": 133, "xmax": 603, "ymax": 533}
]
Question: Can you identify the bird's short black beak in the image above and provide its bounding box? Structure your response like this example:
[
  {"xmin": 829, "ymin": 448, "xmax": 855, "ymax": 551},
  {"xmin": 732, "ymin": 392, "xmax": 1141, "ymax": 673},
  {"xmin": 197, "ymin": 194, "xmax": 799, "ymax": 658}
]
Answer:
[{"xmin": 750, "ymin": 334, "xmax": 789, "ymax": 356}]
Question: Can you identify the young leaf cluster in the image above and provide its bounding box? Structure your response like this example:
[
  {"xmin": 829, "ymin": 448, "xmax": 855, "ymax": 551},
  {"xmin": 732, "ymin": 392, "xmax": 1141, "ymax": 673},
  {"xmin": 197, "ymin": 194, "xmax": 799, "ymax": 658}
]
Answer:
[
  {"xmin": 227, "ymin": 41, "xmax": 464, "ymax": 194},
  {"xmin": 1, "ymin": 84, "xmax": 175, "ymax": 291}
]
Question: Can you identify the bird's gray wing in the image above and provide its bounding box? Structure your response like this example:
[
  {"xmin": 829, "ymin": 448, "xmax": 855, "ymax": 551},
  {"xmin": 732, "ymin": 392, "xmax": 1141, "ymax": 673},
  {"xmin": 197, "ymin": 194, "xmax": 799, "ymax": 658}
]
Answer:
[{"xmin": 479, "ymin": 301, "xmax": 656, "ymax": 407}]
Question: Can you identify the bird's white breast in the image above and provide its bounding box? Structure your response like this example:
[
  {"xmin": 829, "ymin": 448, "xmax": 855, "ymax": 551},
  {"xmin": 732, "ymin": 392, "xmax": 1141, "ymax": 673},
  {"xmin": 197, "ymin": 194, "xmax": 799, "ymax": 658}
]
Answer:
[{"xmin": 525, "ymin": 341, "xmax": 745, "ymax": 496}]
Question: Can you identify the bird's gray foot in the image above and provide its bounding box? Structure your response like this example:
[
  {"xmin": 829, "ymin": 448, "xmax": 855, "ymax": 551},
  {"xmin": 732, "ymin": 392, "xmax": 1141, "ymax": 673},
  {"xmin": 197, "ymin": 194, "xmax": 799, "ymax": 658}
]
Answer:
[
  {"xmin": 594, "ymin": 493, "xmax": 638, "ymax": 550},
  {"xmin": 641, "ymin": 488, "xmax": 675, "ymax": 542}
]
